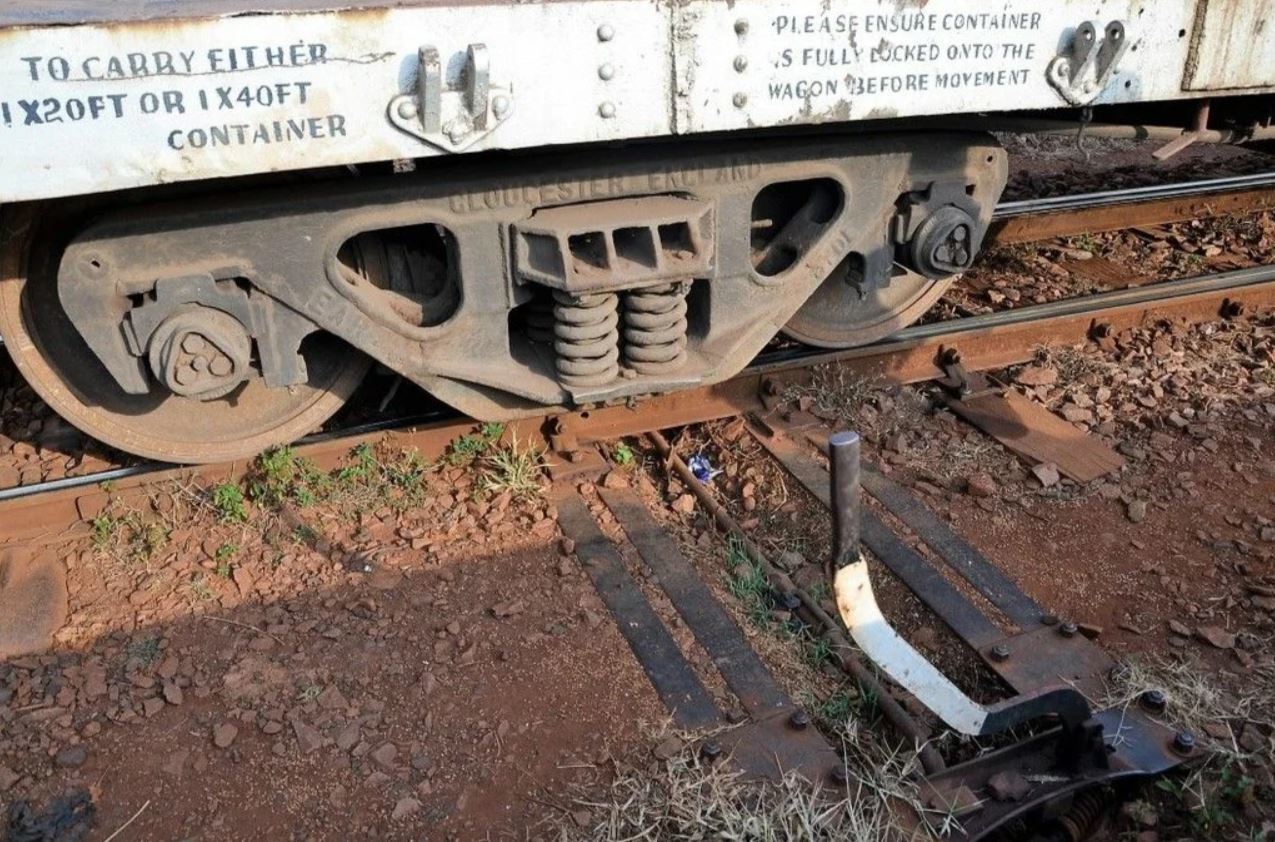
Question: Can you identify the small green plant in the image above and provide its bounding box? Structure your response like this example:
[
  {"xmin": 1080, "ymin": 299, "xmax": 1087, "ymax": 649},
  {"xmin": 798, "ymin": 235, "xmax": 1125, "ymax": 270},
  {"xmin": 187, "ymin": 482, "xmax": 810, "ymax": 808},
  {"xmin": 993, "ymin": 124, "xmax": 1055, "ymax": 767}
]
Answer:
[
  {"xmin": 249, "ymin": 447, "xmax": 327, "ymax": 508},
  {"xmin": 133, "ymin": 522, "xmax": 170, "ymax": 562},
  {"xmin": 478, "ymin": 434, "xmax": 546, "ymax": 499},
  {"xmin": 447, "ymin": 422, "xmax": 506, "ymax": 465},
  {"xmin": 213, "ymin": 543, "xmax": 238, "ymax": 579},
  {"xmin": 187, "ymin": 574, "xmax": 214, "ymax": 602},
  {"xmin": 612, "ymin": 441, "xmax": 636, "ymax": 468},
  {"xmin": 802, "ymin": 634, "xmax": 833, "ymax": 668},
  {"xmin": 1071, "ymin": 233, "xmax": 1100, "ymax": 254},
  {"xmin": 724, "ymin": 535, "xmax": 773, "ymax": 630},
  {"xmin": 126, "ymin": 636, "xmax": 162, "ymax": 667},
  {"xmin": 293, "ymin": 524, "xmax": 319, "ymax": 545},
  {"xmin": 91, "ymin": 513, "xmax": 119, "ymax": 548},
  {"xmin": 211, "ymin": 482, "xmax": 248, "ymax": 522},
  {"xmin": 815, "ymin": 690, "xmax": 855, "ymax": 725},
  {"xmin": 336, "ymin": 442, "xmax": 379, "ymax": 486}
]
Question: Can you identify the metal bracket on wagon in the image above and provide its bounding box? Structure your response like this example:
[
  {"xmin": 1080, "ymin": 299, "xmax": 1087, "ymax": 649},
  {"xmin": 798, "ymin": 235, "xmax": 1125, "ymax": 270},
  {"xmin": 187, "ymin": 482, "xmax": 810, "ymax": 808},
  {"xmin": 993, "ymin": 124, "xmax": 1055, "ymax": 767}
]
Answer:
[
  {"xmin": 1047, "ymin": 21, "xmax": 1129, "ymax": 107},
  {"xmin": 388, "ymin": 44, "xmax": 514, "ymax": 151}
]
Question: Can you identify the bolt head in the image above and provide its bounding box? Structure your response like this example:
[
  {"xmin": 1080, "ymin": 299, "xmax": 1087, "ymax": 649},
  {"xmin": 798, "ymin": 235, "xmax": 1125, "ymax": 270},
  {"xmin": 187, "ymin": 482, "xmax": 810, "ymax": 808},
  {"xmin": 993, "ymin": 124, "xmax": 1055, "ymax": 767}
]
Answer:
[
  {"xmin": 733, "ymin": 55, "xmax": 748, "ymax": 72},
  {"xmin": 734, "ymin": 18, "xmax": 749, "ymax": 35},
  {"xmin": 598, "ymin": 63, "xmax": 615, "ymax": 81},
  {"xmin": 1059, "ymin": 621, "xmax": 1078, "ymax": 638},
  {"xmin": 396, "ymin": 100, "xmax": 419, "ymax": 121},
  {"xmin": 597, "ymin": 23, "xmax": 615, "ymax": 42},
  {"xmin": 788, "ymin": 710, "xmax": 810, "ymax": 731},
  {"xmin": 829, "ymin": 764, "xmax": 849, "ymax": 785},
  {"xmin": 1172, "ymin": 731, "xmax": 1196, "ymax": 755},
  {"xmin": 1140, "ymin": 689, "xmax": 1168, "ymax": 713},
  {"xmin": 732, "ymin": 92, "xmax": 748, "ymax": 108},
  {"xmin": 991, "ymin": 644, "xmax": 1010, "ymax": 662},
  {"xmin": 700, "ymin": 740, "xmax": 722, "ymax": 761},
  {"xmin": 598, "ymin": 102, "xmax": 616, "ymax": 119},
  {"xmin": 492, "ymin": 95, "xmax": 511, "ymax": 118}
]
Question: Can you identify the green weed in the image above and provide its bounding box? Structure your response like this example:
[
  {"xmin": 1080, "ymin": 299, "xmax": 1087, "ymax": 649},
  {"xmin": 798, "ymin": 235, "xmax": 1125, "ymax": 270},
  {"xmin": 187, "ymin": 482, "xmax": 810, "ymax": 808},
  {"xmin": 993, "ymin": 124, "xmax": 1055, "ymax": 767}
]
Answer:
[
  {"xmin": 248, "ymin": 447, "xmax": 327, "ymax": 508},
  {"xmin": 211, "ymin": 482, "xmax": 248, "ymax": 522},
  {"xmin": 125, "ymin": 636, "xmax": 162, "ymax": 667},
  {"xmin": 612, "ymin": 441, "xmax": 636, "ymax": 468}
]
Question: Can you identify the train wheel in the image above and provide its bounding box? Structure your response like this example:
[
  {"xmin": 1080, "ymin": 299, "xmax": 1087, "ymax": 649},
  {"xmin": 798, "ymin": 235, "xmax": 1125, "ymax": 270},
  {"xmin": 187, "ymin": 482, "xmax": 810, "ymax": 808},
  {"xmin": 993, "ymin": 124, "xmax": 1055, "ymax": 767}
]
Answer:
[
  {"xmin": 781, "ymin": 260, "xmax": 954, "ymax": 349},
  {"xmin": 0, "ymin": 206, "xmax": 369, "ymax": 465}
]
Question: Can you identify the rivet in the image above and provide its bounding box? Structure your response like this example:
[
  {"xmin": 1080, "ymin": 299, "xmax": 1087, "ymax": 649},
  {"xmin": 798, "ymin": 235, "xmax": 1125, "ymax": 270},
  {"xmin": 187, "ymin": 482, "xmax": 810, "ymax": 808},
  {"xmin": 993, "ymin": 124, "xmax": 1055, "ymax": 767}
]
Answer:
[
  {"xmin": 1040, "ymin": 614, "xmax": 1059, "ymax": 627},
  {"xmin": 597, "ymin": 23, "xmax": 615, "ymax": 42},
  {"xmin": 396, "ymin": 100, "xmax": 419, "ymax": 121},
  {"xmin": 492, "ymin": 95, "xmax": 511, "ymax": 118},
  {"xmin": 830, "ymin": 764, "xmax": 849, "ymax": 785},
  {"xmin": 734, "ymin": 18, "xmax": 749, "ymax": 35},
  {"xmin": 732, "ymin": 92, "xmax": 748, "ymax": 108},
  {"xmin": 733, "ymin": 55, "xmax": 748, "ymax": 72},
  {"xmin": 598, "ymin": 102, "xmax": 617, "ymax": 119},
  {"xmin": 598, "ymin": 63, "xmax": 615, "ymax": 81}
]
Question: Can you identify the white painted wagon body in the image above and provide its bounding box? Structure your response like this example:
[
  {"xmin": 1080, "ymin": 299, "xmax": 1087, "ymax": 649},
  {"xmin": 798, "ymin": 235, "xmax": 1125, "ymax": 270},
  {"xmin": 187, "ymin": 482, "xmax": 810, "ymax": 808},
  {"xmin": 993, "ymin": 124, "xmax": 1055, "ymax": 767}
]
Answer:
[{"xmin": 1, "ymin": 0, "xmax": 1272, "ymax": 202}]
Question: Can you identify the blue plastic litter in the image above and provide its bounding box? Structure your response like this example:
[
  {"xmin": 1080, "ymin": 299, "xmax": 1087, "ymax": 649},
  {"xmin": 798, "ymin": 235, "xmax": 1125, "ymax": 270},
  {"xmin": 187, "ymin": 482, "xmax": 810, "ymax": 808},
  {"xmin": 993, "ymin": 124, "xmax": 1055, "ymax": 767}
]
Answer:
[{"xmin": 688, "ymin": 454, "xmax": 722, "ymax": 484}]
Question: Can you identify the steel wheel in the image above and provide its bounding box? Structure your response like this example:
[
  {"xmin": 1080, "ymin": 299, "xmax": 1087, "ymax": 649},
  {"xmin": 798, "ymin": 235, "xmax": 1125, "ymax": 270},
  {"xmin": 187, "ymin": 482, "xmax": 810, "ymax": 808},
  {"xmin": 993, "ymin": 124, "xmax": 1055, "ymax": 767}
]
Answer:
[
  {"xmin": 0, "ymin": 205, "xmax": 369, "ymax": 464},
  {"xmin": 781, "ymin": 259, "xmax": 954, "ymax": 349}
]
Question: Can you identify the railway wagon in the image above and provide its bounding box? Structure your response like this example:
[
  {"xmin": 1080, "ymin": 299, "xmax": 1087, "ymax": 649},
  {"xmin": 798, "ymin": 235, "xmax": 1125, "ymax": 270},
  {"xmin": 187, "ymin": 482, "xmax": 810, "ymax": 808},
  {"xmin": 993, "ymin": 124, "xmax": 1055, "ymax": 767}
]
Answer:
[{"xmin": 0, "ymin": 0, "xmax": 1272, "ymax": 463}]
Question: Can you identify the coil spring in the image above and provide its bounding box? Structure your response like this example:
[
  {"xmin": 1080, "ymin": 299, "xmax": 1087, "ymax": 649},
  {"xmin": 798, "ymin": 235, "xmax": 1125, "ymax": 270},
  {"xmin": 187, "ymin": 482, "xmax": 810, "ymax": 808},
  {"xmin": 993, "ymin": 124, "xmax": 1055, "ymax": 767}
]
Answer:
[
  {"xmin": 553, "ymin": 291, "xmax": 620, "ymax": 385},
  {"xmin": 523, "ymin": 293, "xmax": 556, "ymax": 345},
  {"xmin": 1058, "ymin": 788, "xmax": 1113, "ymax": 842},
  {"xmin": 622, "ymin": 282, "xmax": 690, "ymax": 375}
]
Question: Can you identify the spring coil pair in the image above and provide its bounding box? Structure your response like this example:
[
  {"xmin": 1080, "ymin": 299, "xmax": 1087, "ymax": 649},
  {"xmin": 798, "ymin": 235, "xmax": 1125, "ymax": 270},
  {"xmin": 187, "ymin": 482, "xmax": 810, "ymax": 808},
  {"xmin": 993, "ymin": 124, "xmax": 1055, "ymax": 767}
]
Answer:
[{"xmin": 540, "ymin": 282, "xmax": 689, "ymax": 386}]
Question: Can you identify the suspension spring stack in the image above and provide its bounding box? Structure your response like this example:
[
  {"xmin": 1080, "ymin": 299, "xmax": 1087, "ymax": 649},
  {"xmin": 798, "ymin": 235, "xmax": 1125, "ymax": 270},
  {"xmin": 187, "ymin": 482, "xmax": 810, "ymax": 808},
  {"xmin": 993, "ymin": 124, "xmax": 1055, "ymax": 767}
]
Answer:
[
  {"xmin": 622, "ymin": 282, "xmax": 690, "ymax": 374},
  {"xmin": 552, "ymin": 291, "xmax": 620, "ymax": 385},
  {"xmin": 1058, "ymin": 788, "xmax": 1115, "ymax": 842},
  {"xmin": 523, "ymin": 289, "xmax": 556, "ymax": 345}
]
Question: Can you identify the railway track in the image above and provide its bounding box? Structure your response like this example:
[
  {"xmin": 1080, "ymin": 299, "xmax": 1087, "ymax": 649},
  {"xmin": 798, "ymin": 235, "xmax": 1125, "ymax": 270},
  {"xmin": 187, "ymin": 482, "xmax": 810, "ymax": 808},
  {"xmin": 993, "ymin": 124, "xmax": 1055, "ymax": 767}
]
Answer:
[{"xmin": 2, "ymin": 260, "xmax": 1272, "ymax": 542}]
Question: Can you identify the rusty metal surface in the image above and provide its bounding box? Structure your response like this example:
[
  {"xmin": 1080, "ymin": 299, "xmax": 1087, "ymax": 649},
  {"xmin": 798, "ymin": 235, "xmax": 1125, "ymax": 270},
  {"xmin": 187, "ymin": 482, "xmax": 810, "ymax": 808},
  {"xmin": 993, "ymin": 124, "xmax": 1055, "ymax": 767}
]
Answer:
[
  {"xmin": 601, "ymin": 486, "xmax": 793, "ymax": 715},
  {"xmin": 946, "ymin": 390, "xmax": 1126, "ymax": 483},
  {"xmin": 917, "ymin": 707, "xmax": 1183, "ymax": 841},
  {"xmin": 982, "ymin": 625, "xmax": 1116, "ymax": 700},
  {"xmin": 554, "ymin": 489, "xmax": 722, "ymax": 729},
  {"xmin": 988, "ymin": 185, "xmax": 1275, "ymax": 245}
]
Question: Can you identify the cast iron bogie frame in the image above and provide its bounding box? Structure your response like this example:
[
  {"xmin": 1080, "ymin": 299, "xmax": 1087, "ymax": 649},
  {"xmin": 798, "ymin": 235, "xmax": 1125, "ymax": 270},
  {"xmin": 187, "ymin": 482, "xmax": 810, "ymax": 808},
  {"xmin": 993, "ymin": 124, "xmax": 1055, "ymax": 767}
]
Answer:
[{"xmin": 54, "ymin": 132, "xmax": 1007, "ymax": 421}]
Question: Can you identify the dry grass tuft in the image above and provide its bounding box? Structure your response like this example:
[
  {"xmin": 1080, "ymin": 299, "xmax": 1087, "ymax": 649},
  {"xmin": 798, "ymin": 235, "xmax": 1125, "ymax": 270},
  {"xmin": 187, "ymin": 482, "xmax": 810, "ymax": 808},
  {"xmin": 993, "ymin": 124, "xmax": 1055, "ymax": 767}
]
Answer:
[
  {"xmin": 555, "ymin": 726, "xmax": 954, "ymax": 841},
  {"xmin": 1101, "ymin": 655, "xmax": 1272, "ymax": 762}
]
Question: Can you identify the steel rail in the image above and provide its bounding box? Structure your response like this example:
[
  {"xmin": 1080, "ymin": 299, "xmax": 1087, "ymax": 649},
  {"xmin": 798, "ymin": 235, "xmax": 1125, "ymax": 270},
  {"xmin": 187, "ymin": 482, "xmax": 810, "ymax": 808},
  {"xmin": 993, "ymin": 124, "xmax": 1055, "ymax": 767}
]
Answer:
[
  {"xmin": 1, "ymin": 263, "xmax": 1273, "ymax": 542},
  {"xmin": 993, "ymin": 171, "xmax": 1275, "ymax": 218},
  {"xmin": 987, "ymin": 173, "xmax": 1275, "ymax": 244}
]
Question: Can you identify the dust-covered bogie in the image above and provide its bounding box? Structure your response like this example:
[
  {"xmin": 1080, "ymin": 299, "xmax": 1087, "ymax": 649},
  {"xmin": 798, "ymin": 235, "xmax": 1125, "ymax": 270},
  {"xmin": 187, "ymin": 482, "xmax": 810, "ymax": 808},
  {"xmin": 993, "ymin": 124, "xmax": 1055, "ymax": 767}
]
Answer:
[{"xmin": 41, "ymin": 132, "xmax": 1005, "ymax": 458}]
